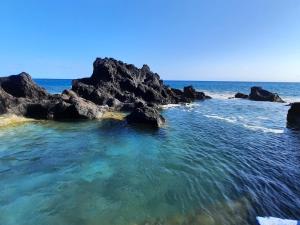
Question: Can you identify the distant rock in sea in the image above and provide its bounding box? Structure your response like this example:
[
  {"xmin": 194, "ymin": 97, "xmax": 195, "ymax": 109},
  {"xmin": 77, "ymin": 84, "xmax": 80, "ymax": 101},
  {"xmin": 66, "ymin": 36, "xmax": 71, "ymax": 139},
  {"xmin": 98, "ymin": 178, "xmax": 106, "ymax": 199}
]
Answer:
[
  {"xmin": 249, "ymin": 86, "xmax": 285, "ymax": 103},
  {"xmin": 234, "ymin": 92, "xmax": 249, "ymax": 99},
  {"xmin": 287, "ymin": 102, "xmax": 300, "ymax": 129},
  {"xmin": 233, "ymin": 86, "xmax": 285, "ymax": 103},
  {"xmin": 0, "ymin": 57, "xmax": 211, "ymax": 127}
]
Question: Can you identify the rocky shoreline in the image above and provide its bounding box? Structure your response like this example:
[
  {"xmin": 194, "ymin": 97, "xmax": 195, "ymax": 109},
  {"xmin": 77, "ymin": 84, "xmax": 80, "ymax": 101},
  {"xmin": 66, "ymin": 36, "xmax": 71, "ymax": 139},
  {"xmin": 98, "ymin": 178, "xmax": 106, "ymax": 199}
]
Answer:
[
  {"xmin": 0, "ymin": 58, "xmax": 211, "ymax": 127},
  {"xmin": 1, "ymin": 57, "xmax": 299, "ymax": 128}
]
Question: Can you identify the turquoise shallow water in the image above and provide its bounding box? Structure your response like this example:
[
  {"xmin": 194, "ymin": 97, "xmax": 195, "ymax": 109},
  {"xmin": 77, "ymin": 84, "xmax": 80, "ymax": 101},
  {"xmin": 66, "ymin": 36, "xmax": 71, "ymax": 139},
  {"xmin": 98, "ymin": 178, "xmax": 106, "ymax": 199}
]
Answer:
[{"xmin": 0, "ymin": 80, "xmax": 300, "ymax": 225}]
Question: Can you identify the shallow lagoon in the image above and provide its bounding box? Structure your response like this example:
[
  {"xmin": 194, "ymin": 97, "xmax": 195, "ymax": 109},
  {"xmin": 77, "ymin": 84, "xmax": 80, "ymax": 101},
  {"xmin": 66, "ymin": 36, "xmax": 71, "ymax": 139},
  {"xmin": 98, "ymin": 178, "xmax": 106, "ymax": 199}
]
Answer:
[{"xmin": 0, "ymin": 81, "xmax": 300, "ymax": 225}]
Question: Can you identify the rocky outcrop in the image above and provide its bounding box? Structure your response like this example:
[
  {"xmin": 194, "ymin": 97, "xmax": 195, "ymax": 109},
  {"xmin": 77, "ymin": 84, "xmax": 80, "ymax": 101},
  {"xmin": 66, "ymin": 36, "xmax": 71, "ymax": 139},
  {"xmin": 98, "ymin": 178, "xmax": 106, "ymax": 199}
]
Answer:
[
  {"xmin": 249, "ymin": 87, "xmax": 285, "ymax": 103},
  {"xmin": 233, "ymin": 87, "xmax": 285, "ymax": 103},
  {"xmin": 0, "ymin": 73, "xmax": 106, "ymax": 120},
  {"xmin": 287, "ymin": 102, "xmax": 300, "ymax": 129},
  {"xmin": 126, "ymin": 106, "xmax": 165, "ymax": 128},
  {"xmin": 235, "ymin": 92, "xmax": 248, "ymax": 99},
  {"xmin": 0, "ymin": 72, "xmax": 48, "ymax": 99},
  {"xmin": 72, "ymin": 58, "xmax": 210, "ymax": 108},
  {"xmin": 0, "ymin": 58, "xmax": 211, "ymax": 127}
]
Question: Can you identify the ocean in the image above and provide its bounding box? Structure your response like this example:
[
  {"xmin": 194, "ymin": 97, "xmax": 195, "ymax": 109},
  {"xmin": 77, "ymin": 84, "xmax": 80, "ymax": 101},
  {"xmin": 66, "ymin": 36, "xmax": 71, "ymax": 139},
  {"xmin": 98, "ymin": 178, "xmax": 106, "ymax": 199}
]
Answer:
[{"xmin": 0, "ymin": 79, "xmax": 299, "ymax": 225}]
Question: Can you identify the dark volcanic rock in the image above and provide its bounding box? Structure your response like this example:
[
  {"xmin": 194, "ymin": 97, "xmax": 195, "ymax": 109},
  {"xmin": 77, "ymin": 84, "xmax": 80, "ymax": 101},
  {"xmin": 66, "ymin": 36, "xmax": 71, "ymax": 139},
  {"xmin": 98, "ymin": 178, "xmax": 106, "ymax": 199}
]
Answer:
[
  {"xmin": 0, "ymin": 58, "xmax": 211, "ymax": 127},
  {"xmin": 235, "ymin": 92, "xmax": 249, "ymax": 99},
  {"xmin": 0, "ymin": 72, "xmax": 48, "ymax": 99},
  {"xmin": 72, "ymin": 58, "xmax": 210, "ymax": 107},
  {"xmin": 249, "ymin": 87, "xmax": 285, "ymax": 103},
  {"xmin": 287, "ymin": 102, "xmax": 300, "ymax": 129},
  {"xmin": 0, "ymin": 73, "xmax": 106, "ymax": 120},
  {"xmin": 183, "ymin": 86, "xmax": 210, "ymax": 101},
  {"xmin": 126, "ymin": 106, "xmax": 165, "ymax": 128}
]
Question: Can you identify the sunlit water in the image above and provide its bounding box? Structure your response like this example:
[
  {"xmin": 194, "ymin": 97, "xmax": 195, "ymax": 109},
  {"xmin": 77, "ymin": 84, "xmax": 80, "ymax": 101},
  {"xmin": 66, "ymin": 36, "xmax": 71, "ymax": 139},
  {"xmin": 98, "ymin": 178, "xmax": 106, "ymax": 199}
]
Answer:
[{"xmin": 0, "ymin": 80, "xmax": 300, "ymax": 225}]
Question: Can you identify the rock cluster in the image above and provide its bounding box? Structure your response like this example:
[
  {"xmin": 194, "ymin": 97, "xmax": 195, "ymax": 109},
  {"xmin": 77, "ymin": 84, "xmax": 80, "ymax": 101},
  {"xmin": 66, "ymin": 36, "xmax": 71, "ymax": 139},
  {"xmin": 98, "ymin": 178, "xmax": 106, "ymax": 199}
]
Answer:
[
  {"xmin": 0, "ymin": 58, "xmax": 211, "ymax": 127},
  {"xmin": 0, "ymin": 72, "xmax": 106, "ymax": 120},
  {"xmin": 287, "ymin": 102, "xmax": 300, "ymax": 129},
  {"xmin": 234, "ymin": 86, "xmax": 285, "ymax": 103},
  {"xmin": 71, "ymin": 58, "xmax": 211, "ymax": 127}
]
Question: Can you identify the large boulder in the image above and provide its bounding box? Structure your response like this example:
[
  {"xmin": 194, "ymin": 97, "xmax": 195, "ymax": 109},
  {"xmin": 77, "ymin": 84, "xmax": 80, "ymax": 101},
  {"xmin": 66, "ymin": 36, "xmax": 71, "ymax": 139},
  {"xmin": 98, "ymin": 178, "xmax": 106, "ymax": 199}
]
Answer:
[
  {"xmin": 287, "ymin": 102, "xmax": 300, "ymax": 129},
  {"xmin": 183, "ymin": 86, "xmax": 210, "ymax": 101},
  {"xmin": 0, "ymin": 72, "xmax": 48, "ymax": 99},
  {"xmin": 249, "ymin": 87, "xmax": 285, "ymax": 103},
  {"xmin": 126, "ymin": 106, "xmax": 165, "ymax": 128}
]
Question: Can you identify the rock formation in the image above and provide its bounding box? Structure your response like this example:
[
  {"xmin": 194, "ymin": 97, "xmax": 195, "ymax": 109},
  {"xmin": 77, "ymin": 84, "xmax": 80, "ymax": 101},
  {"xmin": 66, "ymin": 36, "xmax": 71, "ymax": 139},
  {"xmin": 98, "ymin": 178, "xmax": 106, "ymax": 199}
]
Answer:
[
  {"xmin": 126, "ymin": 106, "xmax": 165, "ymax": 127},
  {"xmin": 234, "ymin": 87, "xmax": 284, "ymax": 103},
  {"xmin": 0, "ymin": 73, "xmax": 106, "ymax": 120},
  {"xmin": 0, "ymin": 58, "xmax": 211, "ymax": 127},
  {"xmin": 287, "ymin": 102, "xmax": 300, "ymax": 129},
  {"xmin": 235, "ymin": 92, "xmax": 248, "ymax": 99},
  {"xmin": 249, "ymin": 87, "xmax": 285, "ymax": 103},
  {"xmin": 72, "ymin": 58, "xmax": 210, "ymax": 108},
  {"xmin": 71, "ymin": 58, "xmax": 211, "ymax": 127}
]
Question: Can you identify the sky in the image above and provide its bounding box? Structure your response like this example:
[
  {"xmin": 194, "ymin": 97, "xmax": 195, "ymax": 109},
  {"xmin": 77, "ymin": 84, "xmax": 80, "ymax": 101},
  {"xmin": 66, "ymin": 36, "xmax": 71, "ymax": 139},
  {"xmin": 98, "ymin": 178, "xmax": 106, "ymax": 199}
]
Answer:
[{"xmin": 0, "ymin": 0, "xmax": 300, "ymax": 81}]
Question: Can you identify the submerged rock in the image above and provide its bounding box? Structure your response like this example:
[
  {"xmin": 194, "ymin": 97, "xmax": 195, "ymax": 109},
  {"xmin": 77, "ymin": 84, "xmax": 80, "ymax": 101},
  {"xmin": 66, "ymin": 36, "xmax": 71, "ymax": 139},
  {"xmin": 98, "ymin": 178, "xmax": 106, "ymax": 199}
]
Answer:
[
  {"xmin": 126, "ymin": 106, "xmax": 165, "ymax": 127},
  {"xmin": 249, "ymin": 86, "xmax": 285, "ymax": 103},
  {"xmin": 287, "ymin": 102, "xmax": 300, "ymax": 129},
  {"xmin": 235, "ymin": 92, "xmax": 248, "ymax": 99}
]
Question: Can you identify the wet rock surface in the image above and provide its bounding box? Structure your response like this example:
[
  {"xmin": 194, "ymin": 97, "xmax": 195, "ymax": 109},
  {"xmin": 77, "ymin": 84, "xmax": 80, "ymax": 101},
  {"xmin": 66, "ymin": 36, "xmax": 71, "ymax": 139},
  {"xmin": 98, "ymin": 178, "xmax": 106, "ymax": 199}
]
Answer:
[
  {"xmin": 126, "ymin": 105, "xmax": 165, "ymax": 128},
  {"xmin": 287, "ymin": 102, "xmax": 300, "ymax": 129}
]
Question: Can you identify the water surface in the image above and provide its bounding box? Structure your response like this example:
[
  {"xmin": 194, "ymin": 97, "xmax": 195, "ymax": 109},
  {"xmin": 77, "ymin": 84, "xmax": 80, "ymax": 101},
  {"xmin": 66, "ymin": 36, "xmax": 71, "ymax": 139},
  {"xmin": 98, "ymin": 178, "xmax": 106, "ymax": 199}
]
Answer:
[{"xmin": 0, "ymin": 80, "xmax": 300, "ymax": 225}]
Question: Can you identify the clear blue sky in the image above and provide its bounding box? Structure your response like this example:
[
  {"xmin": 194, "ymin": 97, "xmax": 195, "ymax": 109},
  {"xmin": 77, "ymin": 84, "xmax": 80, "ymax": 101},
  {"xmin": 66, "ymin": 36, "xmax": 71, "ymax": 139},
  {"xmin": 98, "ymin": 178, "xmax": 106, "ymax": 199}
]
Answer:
[{"xmin": 0, "ymin": 0, "xmax": 300, "ymax": 81}]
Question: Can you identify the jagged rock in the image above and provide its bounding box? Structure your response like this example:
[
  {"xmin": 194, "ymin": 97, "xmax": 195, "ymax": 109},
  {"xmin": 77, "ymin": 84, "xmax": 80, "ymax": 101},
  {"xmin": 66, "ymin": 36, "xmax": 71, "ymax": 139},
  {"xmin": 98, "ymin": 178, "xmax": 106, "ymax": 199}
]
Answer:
[
  {"xmin": 235, "ymin": 92, "xmax": 249, "ymax": 99},
  {"xmin": 287, "ymin": 102, "xmax": 300, "ymax": 129},
  {"xmin": 183, "ymin": 85, "xmax": 211, "ymax": 100},
  {"xmin": 0, "ymin": 72, "xmax": 48, "ymax": 99},
  {"xmin": 249, "ymin": 87, "xmax": 285, "ymax": 103},
  {"xmin": 126, "ymin": 106, "xmax": 165, "ymax": 128},
  {"xmin": 72, "ymin": 58, "xmax": 210, "ymax": 108},
  {"xmin": 0, "ymin": 58, "xmax": 211, "ymax": 127},
  {"xmin": 0, "ymin": 74, "xmax": 107, "ymax": 120}
]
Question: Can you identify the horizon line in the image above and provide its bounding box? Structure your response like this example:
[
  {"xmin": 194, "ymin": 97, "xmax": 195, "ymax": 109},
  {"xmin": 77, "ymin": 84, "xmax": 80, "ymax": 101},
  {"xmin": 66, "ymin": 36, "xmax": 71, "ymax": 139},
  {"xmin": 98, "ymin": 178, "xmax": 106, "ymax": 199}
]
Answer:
[{"xmin": 32, "ymin": 77, "xmax": 300, "ymax": 83}]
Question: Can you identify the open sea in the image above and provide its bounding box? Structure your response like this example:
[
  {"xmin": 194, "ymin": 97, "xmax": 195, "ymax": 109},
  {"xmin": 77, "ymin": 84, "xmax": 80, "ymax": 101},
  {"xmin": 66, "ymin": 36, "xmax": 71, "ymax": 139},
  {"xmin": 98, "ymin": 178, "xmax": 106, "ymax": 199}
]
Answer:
[{"xmin": 0, "ymin": 79, "xmax": 300, "ymax": 225}]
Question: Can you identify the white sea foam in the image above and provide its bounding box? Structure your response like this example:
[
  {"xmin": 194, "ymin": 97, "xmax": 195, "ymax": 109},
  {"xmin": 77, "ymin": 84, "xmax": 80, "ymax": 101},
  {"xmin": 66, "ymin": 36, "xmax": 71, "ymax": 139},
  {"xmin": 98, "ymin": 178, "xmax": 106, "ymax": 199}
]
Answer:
[
  {"xmin": 204, "ymin": 115, "xmax": 238, "ymax": 123},
  {"xmin": 160, "ymin": 102, "xmax": 199, "ymax": 109},
  {"xmin": 160, "ymin": 104, "xmax": 181, "ymax": 109},
  {"xmin": 204, "ymin": 114, "xmax": 284, "ymax": 134},
  {"xmin": 242, "ymin": 124, "xmax": 284, "ymax": 134},
  {"xmin": 201, "ymin": 91, "xmax": 235, "ymax": 100}
]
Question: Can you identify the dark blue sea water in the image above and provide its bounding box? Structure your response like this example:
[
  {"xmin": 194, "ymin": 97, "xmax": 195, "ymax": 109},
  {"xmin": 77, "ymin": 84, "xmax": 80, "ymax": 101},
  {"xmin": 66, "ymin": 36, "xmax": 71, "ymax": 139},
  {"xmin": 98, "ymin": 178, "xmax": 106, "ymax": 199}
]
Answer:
[{"xmin": 0, "ymin": 79, "xmax": 300, "ymax": 225}]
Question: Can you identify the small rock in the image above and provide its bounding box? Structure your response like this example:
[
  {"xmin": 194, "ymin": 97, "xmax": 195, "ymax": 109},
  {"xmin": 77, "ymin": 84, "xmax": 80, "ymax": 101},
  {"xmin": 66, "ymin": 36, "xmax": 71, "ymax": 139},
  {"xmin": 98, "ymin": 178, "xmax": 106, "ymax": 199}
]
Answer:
[
  {"xmin": 126, "ymin": 106, "xmax": 165, "ymax": 127},
  {"xmin": 235, "ymin": 92, "xmax": 248, "ymax": 99}
]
